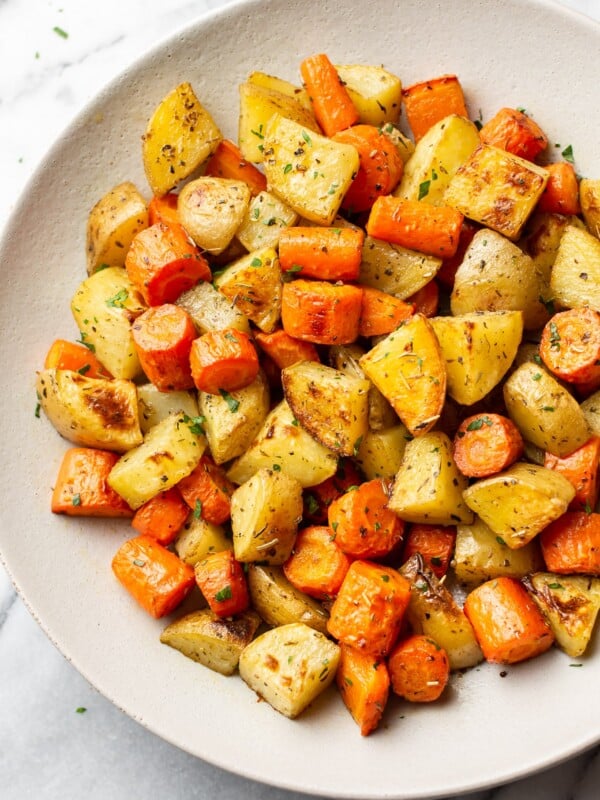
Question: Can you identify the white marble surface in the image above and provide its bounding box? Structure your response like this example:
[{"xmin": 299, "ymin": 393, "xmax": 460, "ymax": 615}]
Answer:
[{"xmin": 1, "ymin": 0, "xmax": 600, "ymax": 798}]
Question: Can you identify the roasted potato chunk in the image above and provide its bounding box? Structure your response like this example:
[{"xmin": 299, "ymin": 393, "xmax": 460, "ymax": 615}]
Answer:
[
  {"xmin": 335, "ymin": 64, "xmax": 402, "ymax": 126},
  {"xmin": 550, "ymin": 225, "xmax": 600, "ymax": 310},
  {"xmin": 176, "ymin": 280, "xmax": 251, "ymax": 335},
  {"xmin": 231, "ymin": 468, "xmax": 303, "ymax": 564},
  {"xmin": 462, "ymin": 462, "xmax": 575, "ymax": 548},
  {"xmin": 136, "ymin": 383, "xmax": 199, "ymax": 435},
  {"xmin": 86, "ymin": 182, "xmax": 148, "ymax": 275},
  {"xmin": 174, "ymin": 517, "xmax": 232, "ymax": 566},
  {"xmin": 142, "ymin": 82, "xmax": 221, "ymax": 195},
  {"xmin": 178, "ymin": 177, "xmax": 251, "ymax": 255},
  {"xmin": 359, "ymin": 235, "xmax": 441, "ymax": 299},
  {"xmin": 247, "ymin": 565, "xmax": 329, "ymax": 633},
  {"xmin": 236, "ymin": 190, "xmax": 298, "ymax": 252},
  {"xmin": 354, "ymin": 424, "xmax": 410, "ymax": 479},
  {"xmin": 214, "ymin": 247, "xmax": 282, "ymax": 332},
  {"xmin": 246, "ymin": 71, "xmax": 313, "ymax": 114},
  {"xmin": 580, "ymin": 178, "xmax": 600, "ymax": 238},
  {"xmin": 239, "ymin": 622, "xmax": 340, "ymax": 719},
  {"xmin": 36, "ymin": 369, "xmax": 142, "ymax": 453},
  {"xmin": 282, "ymin": 361, "xmax": 370, "ymax": 457},
  {"xmin": 161, "ymin": 608, "xmax": 261, "ymax": 675}
]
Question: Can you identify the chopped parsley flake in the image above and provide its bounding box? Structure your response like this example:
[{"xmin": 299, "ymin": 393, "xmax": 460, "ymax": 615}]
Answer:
[{"xmin": 219, "ymin": 389, "xmax": 240, "ymax": 413}]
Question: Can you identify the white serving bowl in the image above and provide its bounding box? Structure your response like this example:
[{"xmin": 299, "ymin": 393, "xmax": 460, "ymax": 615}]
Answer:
[{"xmin": 1, "ymin": 0, "xmax": 599, "ymax": 797}]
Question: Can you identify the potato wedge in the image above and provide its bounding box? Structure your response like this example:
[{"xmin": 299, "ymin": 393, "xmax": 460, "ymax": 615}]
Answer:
[
  {"xmin": 335, "ymin": 64, "xmax": 402, "ymax": 126},
  {"xmin": 176, "ymin": 280, "xmax": 251, "ymax": 336},
  {"xmin": 430, "ymin": 310, "xmax": 523, "ymax": 406},
  {"xmin": 444, "ymin": 143, "xmax": 548, "ymax": 241},
  {"xmin": 400, "ymin": 554, "xmax": 483, "ymax": 670},
  {"xmin": 581, "ymin": 390, "xmax": 600, "ymax": 438},
  {"xmin": 226, "ymin": 400, "xmax": 338, "ymax": 488},
  {"xmin": 262, "ymin": 114, "xmax": 359, "ymax": 225},
  {"xmin": 247, "ymin": 564, "xmax": 329, "ymax": 634},
  {"xmin": 453, "ymin": 516, "xmax": 544, "ymax": 586},
  {"xmin": 580, "ymin": 178, "xmax": 600, "ymax": 238},
  {"xmin": 71, "ymin": 266, "xmax": 146, "ymax": 380},
  {"xmin": 178, "ymin": 177, "xmax": 251, "ymax": 255},
  {"xmin": 282, "ymin": 361, "xmax": 370, "ymax": 457},
  {"xmin": 108, "ymin": 412, "xmax": 206, "ymax": 509},
  {"xmin": 238, "ymin": 82, "xmax": 318, "ymax": 163},
  {"xmin": 550, "ymin": 224, "xmax": 600, "ymax": 310},
  {"xmin": 161, "ymin": 608, "xmax": 261, "ymax": 675},
  {"xmin": 142, "ymin": 82, "xmax": 221, "ymax": 195},
  {"xmin": 246, "ymin": 71, "xmax": 313, "ymax": 114},
  {"xmin": 236, "ymin": 190, "xmax": 299, "ymax": 252},
  {"xmin": 462, "ymin": 462, "xmax": 575, "ymax": 548},
  {"xmin": 381, "ymin": 123, "xmax": 415, "ymax": 164},
  {"xmin": 396, "ymin": 115, "xmax": 480, "ymax": 205},
  {"xmin": 137, "ymin": 383, "xmax": 199, "ymax": 435},
  {"xmin": 200, "ymin": 370, "xmax": 269, "ymax": 464},
  {"xmin": 450, "ymin": 230, "xmax": 542, "ymax": 329},
  {"xmin": 174, "ymin": 517, "xmax": 232, "ymax": 566},
  {"xmin": 86, "ymin": 182, "xmax": 148, "ymax": 275},
  {"xmin": 503, "ymin": 362, "xmax": 590, "ymax": 457},
  {"xmin": 231, "ymin": 468, "xmax": 303, "ymax": 564},
  {"xmin": 213, "ymin": 246, "xmax": 282, "ymax": 332},
  {"xmin": 239, "ymin": 622, "xmax": 340, "ymax": 719},
  {"xmin": 359, "ymin": 235, "xmax": 442, "ymax": 299},
  {"xmin": 523, "ymin": 572, "xmax": 600, "ymax": 658},
  {"xmin": 36, "ymin": 369, "xmax": 142, "ymax": 453},
  {"xmin": 359, "ymin": 314, "xmax": 446, "ymax": 436},
  {"xmin": 388, "ymin": 431, "xmax": 473, "ymax": 525},
  {"xmin": 354, "ymin": 424, "xmax": 410, "ymax": 479}
]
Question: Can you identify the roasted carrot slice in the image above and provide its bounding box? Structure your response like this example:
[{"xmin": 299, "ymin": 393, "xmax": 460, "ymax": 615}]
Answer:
[
  {"xmin": 453, "ymin": 413, "xmax": 524, "ymax": 478},
  {"xmin": 406, "ymin": 279, "xmax": 440, "ymax": 318},
  {"xmin": 194, "ymin": 549, "xmax": 249, "ymax": 617},
  {"xmin": 539, "ymin": 307, "xmax": 600, "ymax": 385},
  {"xmin": 131, "ymin": 487, "xmax": 190, "ymax": 545},
  {"xmin": 327, "ymin": 560, "xmax": 411, "ymax": 657},
  {"xmin": 178, "ymin": 454, "xmax": 235, "ymax": 525},
  {"xmin": 281, "ymin": 279, "xmax": 363, "ymax": 345},
  {"xmin": 204, "ymin": 139, "xmax": 267, "ymax": 197},
  {"xmin": 112, "ymin": 534, "xmax": 195, "ymax": 618},
  {"xmin": 299, "ymin": 53, "xmax": 358, "ymax": 137},
  {"xmin": 537, "ymin": 162, "xmax": 581, "ymax": 215},
  {"xmin": 278, "ymin": 226, "xmax": 364, "ymax": 282},
  {"xmin": 333, "ymin": 124, "xmax": 404, "ymax": 212},
  {"xmin": 359, "ymin": 287, "xmax": 414, "ymax": 337},
  {"xmin": 464, "ymin": 576, "xmax": 554, "ymax": 664},
  {"xmin": 254, "ymin": 328, "xmax": 319, "ymax": 370},
  {"xmin": 540, "ymin": 511, "xmax": 600, "ymax": 574},
  {"xmin": 401, "ymin": 524, "xmax": 456, "ymax": 579},
  {"xmin": 148, "ymin": 193, "xmax": 180, "ymax": 227},
  {"xmin": 51, "ymin": 447, "xmax": 133, "ymax": 517},
  {"xmin": 189, "ymin": 328, "xmax": 259, "ymax": 394},
  {"xmin": 302, "ymin": 459, "xmax": 365, "ymax": 525},
  {"xmin": 366, "ymin": 196, "xmax": 463, "ymax": 258},
  {"xmin": 44, "ymin": 339, "xmax": 112, "ymax": 379},
  {"xmin": 328, "ymin": 479, "xmax": 404, "ymax": 559},
  {"xmin": 336, "ymin": 643, "xmax": 390, "ymax": 736},
  {"xmin": 132, "ymin": 303, "xmax": 197, "ymax": 391},
  {"xmin": 479, "ymin": 107, "xmax": 548, "ymax": 162},
  {"xmin": 544, "ymin": 436, "xmax": 600, "ymax": 513},
  {"xmin": 283, "ymin": 525, "xmax": 351, "ymax": 600},
  {"xmin": 125, "ymin": 221, "xmax": 211, "ymax": 306},
  {"xmin": 388, "ymin": 634, "xmax": 450, "ymax": 702},
  {"xmin": 402, "ymin": 75, "xmax": 468, "ymax": 141}
]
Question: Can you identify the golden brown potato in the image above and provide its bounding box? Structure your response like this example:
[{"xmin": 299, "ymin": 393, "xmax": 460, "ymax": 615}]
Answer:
[
  {"xmin": 176, "ymin": 280, "xmax": 251, "ymax": 335},
  {"xmin": 86, "ymin": 182, "xmax": 148, "ymax": 275},
  {"xmin": 136, "ymin": 383, "xmax": 199, "ymax": 435},
  {"xmin": 174, "ymin": 517, "xmax": 231, "ymax": 566},
  {"xmin": 335, "ymin": 64, "xmax": 402, "ymax": 126},
  {"xmin": 550, "ymin": 225, "xmax": 600, "ymax": 310},
  {"xmin": 359, "ymin": 235, "xmax": 441, "ymax": 299},
  {"xmin": 178, "ymin": 177, "xmax": 251, "ymax": 255},
  {"xmin": 354, "ymin": 425, "xmax": 410, "ymax": 479},
  {"xmin": 247, "ymin": 564, "xmax": 329, "ymax": 633},
  {"xmin": 236, "ymin": 190, "xmax": 298, "ymax": 252}
]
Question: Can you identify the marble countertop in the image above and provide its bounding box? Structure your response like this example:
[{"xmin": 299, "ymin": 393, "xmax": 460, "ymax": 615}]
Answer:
[{"xmin": 1, "ymin": 1, "xmax": 600, "ymax": 798}]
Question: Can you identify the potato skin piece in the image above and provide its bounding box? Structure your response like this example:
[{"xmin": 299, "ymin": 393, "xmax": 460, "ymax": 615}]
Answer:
[{"xmin": 247, "ymin": 564, "xmax": 329, "ymax": 634}]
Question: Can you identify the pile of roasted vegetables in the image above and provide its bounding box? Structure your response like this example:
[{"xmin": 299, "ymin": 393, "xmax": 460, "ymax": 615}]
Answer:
[{"xmin": 36, "ymin": 53, "xmax": 600, "ymax": 735}]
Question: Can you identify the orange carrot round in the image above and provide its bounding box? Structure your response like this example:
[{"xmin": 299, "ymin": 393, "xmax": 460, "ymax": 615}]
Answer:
[
  {"xmin": 125, "ymin": 221, "xmax": 211, "ymax": 306},
  {"xmin": 189, "ymin": 328, "xmax": 259, "ymax": 394},
  {"xmin": 463, "ymin": 576, "xmax": 555, "ymax": 664},
  {"xmin": 336, "ymin": 643, "xmax": 390, "ymax": 736},
  {"xmin": 537, "ymin": 162, "xmax": 581, "ymax": 215},
  {"xmin": 359, "ymin": 286, "xmax": 414, "ymax": 337},
  {"xmin": 539, "ymin": 307, "xmax": 600, "ymax": 384},
  {"xmin": 178, "ymin": 454, "xmax": 235, "ymax": 525},
  {"xmin": 544, "ymin": 436, "xmax": 600, "ymax": 512},
  {"xmin": 148, "ymin": 193, "xmax": 180, "ymax": 227},
  {"xmin": 131, "ymin": 487, "xmax": 190, "ymax": 545},
  {"xmin": 283, "ymin": 525, "xmax": 351, "ymax": 600},
  {"xmin": 254, "ymin": 328, "xmax": 320, "ymax": 370},
  {"xmin": 44, "ymin": 338, "xmax": 112, "ymax": 379},
  {"xmin": 328, "ymin": 479, "xmax": 404, "ymax": 559},
  {"xmin": 281, "ymin": 279, "xmax": 363, "ymax": 345},
  {"xmin": 540, "ymin": 511, "xmax": 600, "ymax": 574},
  {"xmin": 453, "ymin": 413, "xmax": 524, "ymax": 478},
  {"xmin": 111, "ymin": 534, "xmax": 195, "ymax": 618},
  {"xmin": 366, "ymin": 196, "xmax": 463, "ymax": 258},
  {"xmin": 388, "ymin": 634, "xmax": 450, "ymax": 702},
  {"xmin": 303, "ymin": 459, "xmax": 365, "ymax": 525},
  {"xmin": 401, "ymin": 524, "xmax": 456, "ymax": 579},
  {"xmin": 300, "ymin": 53, "xmax": 358, "ymax": 137},
  {"xmin": 333, "ymin": 124, "xmax": 404, "ymax": 212},
  {"xmin": 479, "ymin": 107, "xmax": 548, "ymax": 162},
  {"xmin": 132, "ymin": 303, "xmax": 197, "ymax": 391},
  {"xmin": 194, "ymin": 549, "xmax": 249, "ymax": 617},
  {"xmin": 204, "ymin": 139, "xmax": 268, "ymax": 196},
  {"xmin": 278, "ymin": 226, "xmax": 364, "ymax": 281},
  {"xmin": 51, "ymin": 447, "xmax": 133, "ymax": 517}
]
